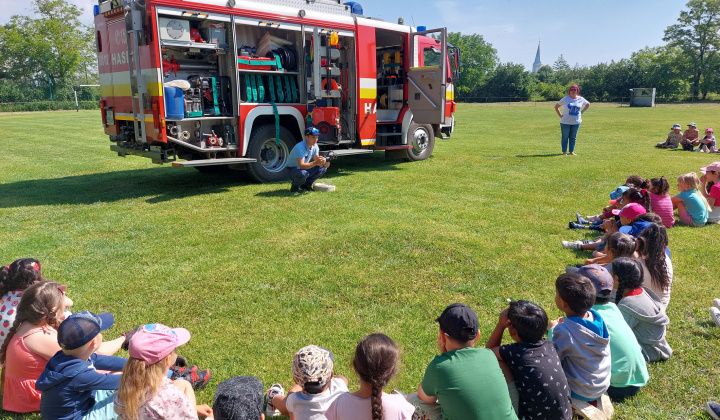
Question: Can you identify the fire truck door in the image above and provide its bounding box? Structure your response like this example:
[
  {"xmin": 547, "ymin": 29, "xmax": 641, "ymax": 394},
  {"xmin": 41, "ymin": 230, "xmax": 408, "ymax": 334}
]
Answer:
[{"xmin": 408, "ymin": 28, "xmax": 447, "ymax": 125}]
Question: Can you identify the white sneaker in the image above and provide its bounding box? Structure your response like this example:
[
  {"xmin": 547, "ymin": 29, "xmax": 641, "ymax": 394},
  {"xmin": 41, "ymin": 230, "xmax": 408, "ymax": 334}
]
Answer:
[
  {"xmin": 713, "ymin": 298, "xmax": 720, "ymax": 310},
  {"xmin": 711, "ymin": 307, "xmax": 720, "ymax": 331},
  {"xmin": 562, "ymin": 241, "xmax": 583, "ymax": 250},
  {"xmin": 265, "ymin": 383, "xmax": 284, "ymax": 417}
]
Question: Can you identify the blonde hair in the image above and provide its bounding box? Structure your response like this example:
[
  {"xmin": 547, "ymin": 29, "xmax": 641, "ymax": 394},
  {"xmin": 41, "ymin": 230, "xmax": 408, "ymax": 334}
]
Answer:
[
  {"xmin": 678, "ymin": 172, "xmax": 712, "ymax": 210},
  {"xmin": 116, "ymin": 355, "xmax": 171, "ymax": 420}
]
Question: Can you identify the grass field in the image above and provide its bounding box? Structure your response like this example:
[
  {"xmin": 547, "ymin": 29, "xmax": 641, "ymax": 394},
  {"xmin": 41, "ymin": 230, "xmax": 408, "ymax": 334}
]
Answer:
[{"xmin": 1, "ymin": 103, "xmax": 719, "ymax": 419}]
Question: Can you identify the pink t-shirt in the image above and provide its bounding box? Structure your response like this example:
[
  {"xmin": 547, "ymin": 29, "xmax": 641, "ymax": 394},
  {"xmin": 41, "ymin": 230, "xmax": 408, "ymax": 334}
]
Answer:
[
  {"xmin": 115, "ymin": 377, "xmax": 197, "ymax": 420},
  {"xmin": 324, "ymin": 392, "xmax": 415, "ymax": 420},
  {"xmin": 649, "ymin": 192, "xmax": 675, "ymax": 228},
  {"xmin": 708, "ymin": 183, "xmax": 720, "ymax": 222}
]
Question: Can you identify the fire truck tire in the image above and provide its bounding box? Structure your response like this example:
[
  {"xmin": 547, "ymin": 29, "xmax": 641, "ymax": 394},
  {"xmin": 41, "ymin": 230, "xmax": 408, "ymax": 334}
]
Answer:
[
  {"xmin": 404, "ymin": 122, "xmax": 435, "ymax": 162},
  {"xmin": 246, "ymin": 124, "xmax": 296, "ymax": 183}
]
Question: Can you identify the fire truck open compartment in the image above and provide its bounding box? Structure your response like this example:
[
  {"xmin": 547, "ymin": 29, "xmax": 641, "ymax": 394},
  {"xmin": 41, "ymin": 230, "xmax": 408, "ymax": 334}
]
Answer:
[{"xmin": 94, "ymin": 0, "xmax": 457, "ymax": 182}]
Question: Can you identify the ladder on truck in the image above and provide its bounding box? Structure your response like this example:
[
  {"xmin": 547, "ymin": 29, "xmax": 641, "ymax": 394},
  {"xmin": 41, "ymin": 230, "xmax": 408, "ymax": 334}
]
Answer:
[{"xmin": 123, "ymin": 0, "xmax": 147, "ymax": 144}]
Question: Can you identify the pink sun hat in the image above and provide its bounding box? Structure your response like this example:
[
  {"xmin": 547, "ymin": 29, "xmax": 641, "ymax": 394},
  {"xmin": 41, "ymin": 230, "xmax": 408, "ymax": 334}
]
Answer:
[
  {"xmin": 612, "ymin": 203, "xmax": 647, "ymax": 220},
  {"xmin": 129, "ymin": 323, "xmax": 191, "ymax": 365}
]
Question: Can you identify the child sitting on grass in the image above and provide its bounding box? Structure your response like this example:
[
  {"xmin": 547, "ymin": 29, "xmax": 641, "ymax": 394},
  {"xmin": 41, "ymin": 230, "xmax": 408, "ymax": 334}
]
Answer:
[
  {"xmin": 648, "ymin": 177, "xmax": 675, "ymax": 228},
  {"xmin": 581, "ymin": 264, "xmax": 649, "ymax": 400},
  {"xmin": 700, "ymin": 162, "xmax": 720, "ymax": 224},
  {"xmin": 408, "ymin": 303, "xmax": 518, "ymax": 420},
  {"xmin": 265, "ymin": 344, "xmax": 348, "ymax": 420},
  {"xmin": 486, "ymin": 300, "xmax": 572, "ymax": 420},
  {"xmin": 0, "ymin": 281, "xmax": 66, "ymax": 413},
  {"xmin": 656, "ymin": 124, "xmax": 683, "ymax": 148},
  {"xmin": 548, "ymin": 273, "xmax": 611, "ymax": 405},
  {"xmin": 697, "ymin": 127, "xmax": 716, "ymax": 153},
  {"xmin": 325, "ymin": 333, "xmax": 415, "ymax": 420},
  {"xmin": 612, "ymin": 258, "xmax": 672, "ymax": 362},
  {"xmin": 37, "ymin": 311, "xmax": 128, "ymax": 420},
  {"xmin": 0, "ymin": 258, "xmax": 73, "ymax": 346},
  {"xmin": 636, "ymin": 223, "xmax": 673, "ymax": 307},
  {"xmin": 672, "ymin": 172, "xmax": 709, "ymax": 227},
  {"xmin": 571, "ymin": 188, "xmax": 649, "ymax": 230},
  {"xmin": 114, "ymin": 324, "xmax": 213, "ymax": 420}
]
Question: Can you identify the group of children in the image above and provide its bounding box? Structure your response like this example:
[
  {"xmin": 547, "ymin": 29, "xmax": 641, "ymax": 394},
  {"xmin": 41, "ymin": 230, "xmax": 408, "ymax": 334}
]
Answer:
[
  {"xmin": 656, "ymin": 122, "xmax": 717, "ymax": 152},
  {"xmin": 0, "ymin": 171, "xmax": 714, "ymax": 420}
]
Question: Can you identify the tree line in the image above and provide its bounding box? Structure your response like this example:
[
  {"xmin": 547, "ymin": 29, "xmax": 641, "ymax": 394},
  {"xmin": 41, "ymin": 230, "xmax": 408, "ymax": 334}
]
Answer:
[
  {"xmin": 451, "ymin": 0, "xmax": 720, "ymax": 102},
  {"xmin": 1, "ymin": 0, "xmax": 719, "ymax": 105}
]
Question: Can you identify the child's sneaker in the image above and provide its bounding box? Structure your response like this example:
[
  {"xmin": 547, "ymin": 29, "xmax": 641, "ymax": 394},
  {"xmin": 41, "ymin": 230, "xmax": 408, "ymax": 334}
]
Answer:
[
  {"xmin": 265, "ymin": 383, "xmax": 284, "ymax": 417},
  {"xmin": 586, "ymin": 215, "xmax": 601, "ymax": 222},
  {"xmin": 562, "ymin": 241, "xmax": 583, "ymax": 249},
  {"xmin": 713, "ymin": 298, "xmax": 720, "ymax": 310},
  {"xmin": 710, "ymin": 307, "xmax": 720, "ymax": 330},
  {"xmin": 576, "ymin": 213, "xmax": 590, "ymax": 224},
  {"xmin": 707, "ymin": 401, "xmax": 720, "ymax": 420},
  {"xmin": 170, "ymin": 365, "xmax": 211, "ymax": 390},
  {"xmin": 569, "ymin": 222, "xmax": 586, "ymax": 230}
]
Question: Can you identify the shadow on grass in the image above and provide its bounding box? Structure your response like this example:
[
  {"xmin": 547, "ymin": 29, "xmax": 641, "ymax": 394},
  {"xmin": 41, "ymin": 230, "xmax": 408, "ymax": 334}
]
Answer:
[
  {"xmin": 515, "ymin": 153, "xmax": 565, "ymax": 158},
  {"xmin": 0, "ymin": 153, "xmax": 404, "ymax": 207}
]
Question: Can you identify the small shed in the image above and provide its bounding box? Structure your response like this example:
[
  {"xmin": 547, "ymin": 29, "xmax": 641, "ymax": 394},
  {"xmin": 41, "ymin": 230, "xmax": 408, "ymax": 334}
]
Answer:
[{"xmin": 629, "ymin": 88, "xmax": 656, "ymax": 107}]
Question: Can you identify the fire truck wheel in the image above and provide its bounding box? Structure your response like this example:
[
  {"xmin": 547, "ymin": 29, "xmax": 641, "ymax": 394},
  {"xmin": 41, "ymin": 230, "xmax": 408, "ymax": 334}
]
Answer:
[
  {"xmin": 405, "ymin": 122, "xmax": 435, "ymax": 162},
  {"xmin": 246, "ymin": 124, "xmax": 295, "ymax": 183}
]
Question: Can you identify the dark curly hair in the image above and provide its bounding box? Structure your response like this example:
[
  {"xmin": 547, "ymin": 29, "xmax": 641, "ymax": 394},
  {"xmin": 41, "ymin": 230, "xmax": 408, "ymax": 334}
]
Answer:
[
  {"xmin": 649, "ymin": 176, "xmax": 670, "ymax": 196},
  {"xmin": 0, "ymin": 258, "xmax": 43, "ymax": 297}
]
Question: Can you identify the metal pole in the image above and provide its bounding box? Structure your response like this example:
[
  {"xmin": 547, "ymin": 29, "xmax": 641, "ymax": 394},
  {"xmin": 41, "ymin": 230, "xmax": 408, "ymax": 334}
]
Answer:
[{"xmin": 74, "ymin": 88, "xmax": 79, "ymax": 112}]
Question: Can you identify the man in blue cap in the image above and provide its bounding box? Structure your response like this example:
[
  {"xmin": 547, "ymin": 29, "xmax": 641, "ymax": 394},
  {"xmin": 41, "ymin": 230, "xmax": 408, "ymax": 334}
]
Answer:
[{"xmin": 287, "ymin": 126, "xmax": 330, "ymax": 193}]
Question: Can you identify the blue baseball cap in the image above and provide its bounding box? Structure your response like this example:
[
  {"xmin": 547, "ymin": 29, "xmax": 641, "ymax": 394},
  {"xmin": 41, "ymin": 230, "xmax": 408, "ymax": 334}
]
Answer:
[
  {"xmin": 305, "ymin": 127, "xmax": 320, "ymax": 136},
  {"xmin": 609, "ymin": 186, "xmax": 629, "ymax": 201},
  {"xmin": 57, "ymin": 311, "xmax": 114, "ymax": 350}
]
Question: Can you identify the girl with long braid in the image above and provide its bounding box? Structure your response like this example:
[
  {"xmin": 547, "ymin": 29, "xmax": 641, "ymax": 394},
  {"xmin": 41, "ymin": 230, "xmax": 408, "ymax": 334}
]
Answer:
[
  {"xmin": 325, "ymin": 333, "xmax": 414, "ymax": 420},
  {"xmin": 636, "ymin": 223, "xmax": 673, "ymax": 307}
]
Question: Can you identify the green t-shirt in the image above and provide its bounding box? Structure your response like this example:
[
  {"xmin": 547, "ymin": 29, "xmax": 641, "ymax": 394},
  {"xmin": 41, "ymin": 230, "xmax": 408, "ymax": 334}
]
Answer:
[
  {"xmin": 421, "ymin": 347, "xmax": 518, "ymax": 420},
  {"xmin": 593, "ymin": 302, "xmax": 649, "ymax": 388}
]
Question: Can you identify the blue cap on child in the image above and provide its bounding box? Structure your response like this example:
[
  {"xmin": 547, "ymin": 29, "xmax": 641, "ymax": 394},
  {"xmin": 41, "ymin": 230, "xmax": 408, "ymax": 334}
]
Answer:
[
  {"xmin": 57, "ymin": 311, "xmax": 114, "ymax": 350},
  {"xmin": 609, "ymin": 186, "xmax": 629, "ymax": 201}
]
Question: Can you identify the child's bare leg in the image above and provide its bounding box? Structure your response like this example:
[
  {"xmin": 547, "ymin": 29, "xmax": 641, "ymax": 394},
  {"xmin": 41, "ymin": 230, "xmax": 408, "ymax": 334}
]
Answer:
[{"xmin": 272, "ymin": 384, "xmax": 302, "ymax": 415}]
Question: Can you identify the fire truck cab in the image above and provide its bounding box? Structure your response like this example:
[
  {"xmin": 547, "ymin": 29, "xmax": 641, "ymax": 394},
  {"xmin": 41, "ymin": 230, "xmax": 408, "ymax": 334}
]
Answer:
[{"xmin": 94, "ymin": 0, "xmax": 459, "ymax": 182}]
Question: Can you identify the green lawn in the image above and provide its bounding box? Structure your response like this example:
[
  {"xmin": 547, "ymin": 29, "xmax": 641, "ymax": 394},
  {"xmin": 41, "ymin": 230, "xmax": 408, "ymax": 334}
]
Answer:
[{"xmin": 0, "ymin": 104, "xmax": 719, "ymax": 419}]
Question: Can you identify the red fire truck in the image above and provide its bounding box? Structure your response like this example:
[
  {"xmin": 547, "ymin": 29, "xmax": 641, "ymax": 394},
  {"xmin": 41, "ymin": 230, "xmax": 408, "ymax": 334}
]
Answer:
[{"xmin": 94, "ymin": 0, "xmax": 460, "ymax": 182}]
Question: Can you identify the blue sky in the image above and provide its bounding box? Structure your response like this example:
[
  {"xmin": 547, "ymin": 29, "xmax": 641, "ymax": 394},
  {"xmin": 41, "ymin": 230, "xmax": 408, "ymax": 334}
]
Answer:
[{"xmin": 1, "ymin": 0, "xmax": 690, "ymax": 70}]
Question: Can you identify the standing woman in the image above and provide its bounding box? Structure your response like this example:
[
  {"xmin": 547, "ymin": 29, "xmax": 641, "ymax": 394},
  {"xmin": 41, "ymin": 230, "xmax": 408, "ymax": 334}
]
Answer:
[{"xmin": 554, "ymin": 85, "xmax": 590, "ymax": 155}]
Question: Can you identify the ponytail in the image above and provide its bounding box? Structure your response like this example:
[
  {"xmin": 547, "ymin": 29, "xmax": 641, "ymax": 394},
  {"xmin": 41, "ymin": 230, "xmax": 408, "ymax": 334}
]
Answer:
[{"xmin": 352, "ymin": 334, "xmax": 400, "ymax": 420}]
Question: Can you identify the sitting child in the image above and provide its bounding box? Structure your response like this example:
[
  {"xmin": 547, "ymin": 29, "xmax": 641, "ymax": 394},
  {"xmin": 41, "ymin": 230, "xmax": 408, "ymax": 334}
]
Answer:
[
  {"xmin": 700, "ymin": 162, "xmax": 720, "ymax": 224},
  {"xmin": 486, "ymin": 300, "xmax": 572, "ymax": 420},
  {"xmin": 325, "ymin": 333, "xmax": 415, "ymax": 420},
  {"xmin": 548, "ymin": 273, "xmax": 611, "ymax": 404},
  {"xmin": 656, "ymin": 124, "xmax": 683, "ymax": 148},
  {"xmin": 697, "ymin": 127, "xmax": 716, "ymax": 153},
  {"xmin": 0, "ymin": 258, "xmax": 72, "ymax": 346},
  {"xmin": 571, "ymin": 189, "xmax": 649, "ymax": 230},
  {"xmin": 681, "ymin": 122, "xmax": 700, "ymax": 150},
  {"xmin": 671, "ymin": 172, "xmax": 709, "ymax": 227},
  {"xmin": 265, "ymin": 344, "xmax": 348, "ymax": 420},
  {"xmin": 636, "ymin": 224, "xmax": 673, "ymax": 307},
  {"xmin": 648, "ymin": 177, "xmax": 675, "ymax": 228},
  {"xmin": 37, "ymin": 311, "xmax": 128, "ymax": 420},
  {"xmin": 612, "ymin": 258, "xmax": 673, "ymax": 362},
  {"xmin": 409, "ymin": 303, "xmax": 518, "ymax": 420},
  {"xmin": 580, "ymin": 264, "xmax": 649, "ymax": 400},
  {"xmin": 213, "ymin": 376, "xmax": 264, "ymax": 420},
  {"xmin": 0, "ymin": 281, "xmax": 65, "ymax": 413},
  {"xmin": 114, "ymin": 324, "xmax": 213, "ymax": 419}
]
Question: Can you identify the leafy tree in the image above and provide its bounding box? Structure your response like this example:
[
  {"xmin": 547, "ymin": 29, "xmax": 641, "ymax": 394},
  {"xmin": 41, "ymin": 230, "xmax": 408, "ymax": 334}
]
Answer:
[
  {"xmin": 0, "ymin": 0, "xmax": 94, "ymax": 101},
  {"xmin": 447, "ymin": 32, "xmax": 498, "ymax": 96},
  {"xmin": 536, "ymin": 65, "xmax": 554, "ymax": 83},
  {"xmin": 482, "ymin": 63, "xmax": 532, "ymax": 100},
  {"xmin": 552, "ymin": 55, "xmax": 570, "ymax": 71},
  {"xmin": 663, "ymin": 0, "xmax": 720, "ymax": 99},
  {"xmin": 630, "ymin": 46, "xmax": 688, "ymax": 99}
]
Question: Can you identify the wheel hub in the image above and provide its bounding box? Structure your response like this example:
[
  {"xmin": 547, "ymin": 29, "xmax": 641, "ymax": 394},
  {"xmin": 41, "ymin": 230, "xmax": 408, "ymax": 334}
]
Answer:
[{"xmin": 413, "ymin": 129, "xmax": 428, "ymax": 152}]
